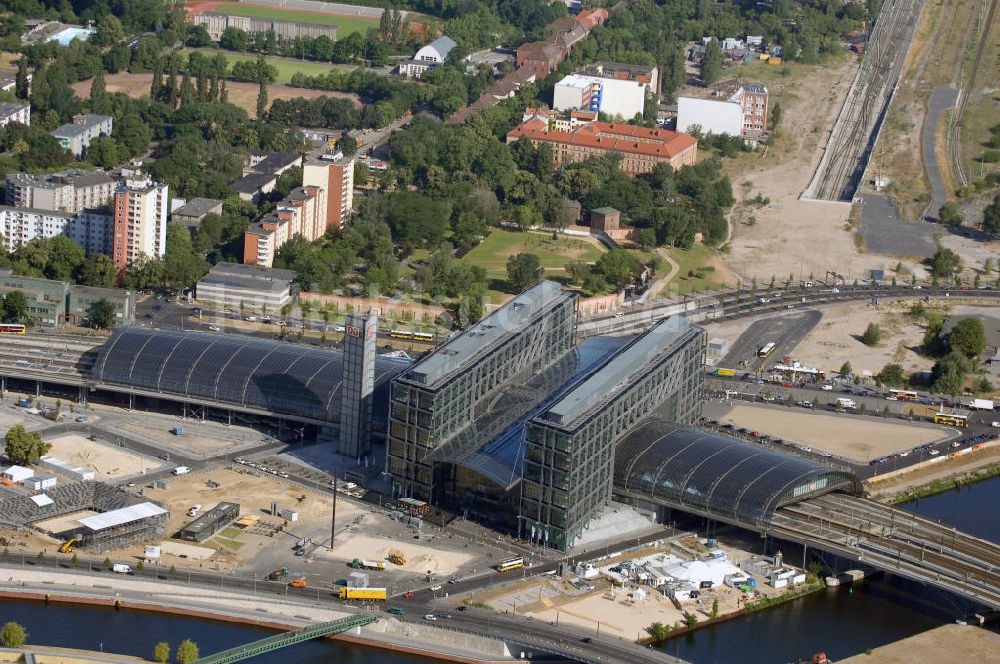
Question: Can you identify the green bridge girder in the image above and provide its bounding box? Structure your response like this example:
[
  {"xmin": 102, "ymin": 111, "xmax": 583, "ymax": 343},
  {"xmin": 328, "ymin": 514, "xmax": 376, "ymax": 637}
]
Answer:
[{"xmin": 193, "ymin": 614, "xmax": 377, "ymax": 664}]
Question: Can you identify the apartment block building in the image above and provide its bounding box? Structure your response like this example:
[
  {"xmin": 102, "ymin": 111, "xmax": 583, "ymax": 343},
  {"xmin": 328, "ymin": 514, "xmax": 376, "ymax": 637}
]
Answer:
[
  {"xmin": 50, "ymin": 114, "xmax": 113, "ymax": 157},
  {"xmin": 302, "ymin": 152, "xmax": 354, "ymax": 233},
  {"xmin": 111, "ymin": 171, "xmax": 168, "ymax": 272},
  {"xmin": 0, "ymin": 101, "xmax": 30, "ymax": 127},
  {"xmin": 5, "ymin": 169, "xmax": 116, "ymax": 213},
  {"xmin": 676, "ymin": 84, "xmax": 769, "ymax": 138},
  {"xmin": 0, "ymin": 206, "xmax": 112, "ymax": 254},
  {"xmin": 506, "ymin": 117, "xmax": 697, "ymax": 175},
  {"xmin": 242, "ymin": 185, "xmax": 323, "ymax": 267}
]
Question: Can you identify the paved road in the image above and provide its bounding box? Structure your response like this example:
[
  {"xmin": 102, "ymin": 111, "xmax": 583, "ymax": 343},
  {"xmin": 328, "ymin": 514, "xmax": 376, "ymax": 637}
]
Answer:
[
  {"xmin": 718, "ymin": 309, "xmax": 822, "ymax": 369},
  {"xmin": 922, "ymin": 87, "xmax": 961, "ymax": 221},
  {"xmin": 0, "ymin": 555, "xmax": 682, "ymax": 664}
]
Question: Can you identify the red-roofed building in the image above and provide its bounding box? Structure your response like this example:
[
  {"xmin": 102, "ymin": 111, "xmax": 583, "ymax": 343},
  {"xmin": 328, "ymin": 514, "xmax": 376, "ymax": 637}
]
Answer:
[
  {"xmin": 506, "ymin": 120, "xmax": 697, "ymax": 175},
  {"xmin": 576, "ymin": 8, "xmax": 609, "ymax": 30},
  {"xmin": 517, "ymin": 41, "xmax": 568, "ymax": 79}
]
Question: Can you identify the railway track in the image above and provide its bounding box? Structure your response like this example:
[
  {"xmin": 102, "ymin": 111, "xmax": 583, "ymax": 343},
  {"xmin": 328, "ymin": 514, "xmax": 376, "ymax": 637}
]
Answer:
[
  {"xmin": 773, "ymin": 493, "xmax": 1000, "ymax": 608},
  {"xmin": 805, "ymin": 0, "xmax": 924, "ymax": 201},
  {"xmin": 951, "ymin": 0, "xmax": 999, "ymax": 188}
]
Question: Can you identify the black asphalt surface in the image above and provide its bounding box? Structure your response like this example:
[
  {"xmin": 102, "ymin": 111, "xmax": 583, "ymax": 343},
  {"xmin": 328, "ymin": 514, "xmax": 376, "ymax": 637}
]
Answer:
[
  {"xmin": 718, "ymin": 309, "xmax": 823, "ymax": 369},
  {"xmin": 858, "ymin": 194, "xmax": 937, "ymax": 257},
  {"xmin": 922, "ymin": 87, "xmax": 960, "ymax": 222}
]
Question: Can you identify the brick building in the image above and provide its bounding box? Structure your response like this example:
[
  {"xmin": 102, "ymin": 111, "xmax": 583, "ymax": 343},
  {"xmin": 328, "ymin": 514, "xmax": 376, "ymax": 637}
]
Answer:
[{"xmin": 506, "ymin": 118, "xmax": 697, "ymax": 176}]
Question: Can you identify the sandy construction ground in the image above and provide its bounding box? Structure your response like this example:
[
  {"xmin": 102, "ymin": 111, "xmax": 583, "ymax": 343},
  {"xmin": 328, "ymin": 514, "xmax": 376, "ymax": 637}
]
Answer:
[
  {"xmin": 840, "ymin": 623, "xmax": 1000, "ymax": 664},
  {"xmin": 114, "ymin": 416, "xmax": 263, "ymax": 458},
  {"xmin": 719, "ymin": 404, "xmax": 947, "ymax": 461},
  {"xmin": 528, "ymin": 588, "xmax": 686, "ymax": 640},
  {"xmin": 45, "ymin": 434, "xmax": 166, "ymax": 480},
  {"xmin": 145, "ymin": 467, "xmax": 354, "ymax": 542},
  {"xmin": 159, "ymin": 540, "xmax": 216, "ymax": 560},
  {"xmin": 316, "ymin": 532, "xmax": 477, "ymax": 576},
  {"xmin": 790, "ymin": 300, "xmax": 935, "ymax": 377},
  {"xmin": 32, "ymin": 509, "xmax": 100, "ymax": 534},
  {"xmin": 723, "ymin": 58, "xmax": 925, "ymax": 282},
  {"xmin": 72, "ymin": 74, "xmax": 360, "ymax": 118}
]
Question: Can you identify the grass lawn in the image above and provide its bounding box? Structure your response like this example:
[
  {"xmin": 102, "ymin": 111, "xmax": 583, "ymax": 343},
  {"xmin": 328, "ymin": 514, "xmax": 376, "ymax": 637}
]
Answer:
[
  {"xmin": 215, "ymin": 3, "xmax": 378, "ymax": 36},
  {"xmin": 462, "ymin": 229, "xmax": 605, "ymax": 280},
  {"xmin": 667, "ymin": 244, "xmax": 726, "ymax": 293},
  {"xmin": 186, "ymin": 49, "xmax": 352, "ymax": 84}
]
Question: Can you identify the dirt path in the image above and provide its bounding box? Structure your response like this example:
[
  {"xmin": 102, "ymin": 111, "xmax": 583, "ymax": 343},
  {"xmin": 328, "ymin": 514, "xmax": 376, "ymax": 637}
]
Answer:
[{"xmin": 643, "ymin": 247, "xmax": 680, "ymax": 300}]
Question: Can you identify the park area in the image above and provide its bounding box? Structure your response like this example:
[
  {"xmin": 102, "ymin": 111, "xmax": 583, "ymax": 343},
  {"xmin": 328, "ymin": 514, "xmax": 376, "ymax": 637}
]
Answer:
[
  {"xmin": 461, "ymin": 230, "xmax": 606, "ymax": 288},
  {"xmin": 184, "ymin": 48, "xmax": 353, "ymax": 84},
  {"xmin": 716, "ymin": 403, "xmax": 948, "ymax": 462}
]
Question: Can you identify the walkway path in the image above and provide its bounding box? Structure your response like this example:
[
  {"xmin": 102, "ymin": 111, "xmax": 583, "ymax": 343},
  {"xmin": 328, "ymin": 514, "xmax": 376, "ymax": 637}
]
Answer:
[
  {"xmin": 921, "ymin": 87, "xmax": 960, "ymax": 221},
  {"xmin": 640, "ymin": 248, "xmax": 680, "ymax": 302}
]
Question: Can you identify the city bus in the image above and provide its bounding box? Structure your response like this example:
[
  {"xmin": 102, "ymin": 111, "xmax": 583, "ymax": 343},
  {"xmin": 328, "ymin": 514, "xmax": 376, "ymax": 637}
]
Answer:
[
  {"xmin": 0, "ymin": 323, "xmax": 25, "ymax": 334},
  {"xmin": 934, "ymin": 413, "xmax": 969, "ymax": 428},
  {"xmin": 888, "ymin": 389, "xmax": 919, "ymax": 401},
  {"xmin": 496, "ymin": 556, "xmax": 525, "ymax": 573},
  {"xmin": 757, "ymin": 342, "xmax": 776, "ymax": 358}
]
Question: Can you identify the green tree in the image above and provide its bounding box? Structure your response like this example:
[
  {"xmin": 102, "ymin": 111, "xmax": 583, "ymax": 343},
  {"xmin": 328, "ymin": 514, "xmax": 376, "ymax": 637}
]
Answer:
[
  {"xmin": 683, "ymin": 612, "xmax": 699, "ymax": 627},
  {"xmin": 930, "ymin": 247, "xmax": 961, "ymax": 278},
  {"xmin": 15, "ymin": 58, "xmax": 29, "ymax": 101},
  {"xmin": 4, "ymin": 425, "xmax": 51, "ymax": 465},
  {"xmin": 505, "ymin": 252, "xmax": 543, "ymax": 292},
  {"xmin": 80, "ymin": 254, "xmax": 117, "ymax": 288},
  {"xmin": 46, "ymin": 236, "xmax": 86, "ymax": 282},
  {"xmin": 175, "ymin": 639, "xmax": 199, "ymax": 664},
  {"xmin": 90, "ymin": 298, "xmax": 117, "ymax": 329},
  {"xmin": 0, "ymin": 622, "xmax": 27, "ymax": 648},
  {"xmin": 877, "ymin": 363, "xmax": 905, "ymax": 387},
  {"xmin": 949, "ymin": 317, "xmax": 986, "ymax": 358},
  {"xmin": 839, "ymin": 361, "xmax": 852, "ymax": 377},
  {"xmin": 2, "ymin": 291, "xmax": 29, "ymax": 324},
  {"xmin": 710, "ymin": 598, "xmax": 719, "ymax": 619},
  {"xmin": 153, "ymin": 642, "xmax": 171, "ymax": 663},
  {"xmin": 255, "ymin": 56, "xmax": 268, "ymax": 121},
  {"xmin": 94, "ymin": 15, "xmax": 125, "ymax": 47},
  {"xmin": 861, "ymin": 322, "xmax": 881, "ymax": 346},
  {"xmin": 701, "ymin": 39, "xmax": 722, "ymax": 86},
  {"xmin": 646, "ymin": 621, "xmax": 669, "ymax": 640},
  {"xmin": 595, "ymin": 250, "xmax": 643, "ymax": 289},
  {"xmin": 938, "ymin": 201, "xmax": 963, "ymax": 226},
  {"xmin": 983, "ymin": 193, "xmax": 1000, "ymax": 235}
]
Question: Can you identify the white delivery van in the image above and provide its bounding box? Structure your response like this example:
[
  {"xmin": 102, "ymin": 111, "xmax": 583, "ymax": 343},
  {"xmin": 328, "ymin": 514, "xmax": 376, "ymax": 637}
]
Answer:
[
  {"xmin": 172, "ymin": 466, "xmax": 191, "ymax": 475},
  {"xmin": 112, "ymin": 563, "xmax": 132, "ymax": 574}
]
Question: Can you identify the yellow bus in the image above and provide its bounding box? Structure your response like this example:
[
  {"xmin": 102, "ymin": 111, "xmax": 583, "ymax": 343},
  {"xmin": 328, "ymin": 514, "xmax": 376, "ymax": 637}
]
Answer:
[
  {"xmin": 496, "ymin": 557, "xmax": 524, "ymax": 573},
  {"xmin": 934, "ymin": 413, "xmax": 968, "ymax": 428},
  {"xmin": 757, "ymin": 342, "xmax": 776, "ymax": 358}
]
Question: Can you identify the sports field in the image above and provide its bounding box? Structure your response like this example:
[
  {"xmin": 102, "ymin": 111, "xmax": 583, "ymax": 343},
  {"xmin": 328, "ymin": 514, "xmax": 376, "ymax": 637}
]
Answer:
[
  {"xmin": 462, "ymin": 230, "xmax": 606, "ymax": 281},
  {"xmin": 214, "ymin": 3, "xmax": 379, "ymax": 36}
]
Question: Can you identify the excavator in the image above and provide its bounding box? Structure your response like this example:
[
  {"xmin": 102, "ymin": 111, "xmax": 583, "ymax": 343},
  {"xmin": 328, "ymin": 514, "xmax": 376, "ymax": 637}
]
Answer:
[{"xmin": 58, "ymin": 538, "xmax": 79, "ymax": 554}]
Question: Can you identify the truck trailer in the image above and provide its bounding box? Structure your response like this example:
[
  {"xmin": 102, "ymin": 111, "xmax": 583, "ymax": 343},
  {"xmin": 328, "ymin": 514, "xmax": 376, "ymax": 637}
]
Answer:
[{"xmin": 338, "ymin": 587, "xmax": 387, "ymax": 600}]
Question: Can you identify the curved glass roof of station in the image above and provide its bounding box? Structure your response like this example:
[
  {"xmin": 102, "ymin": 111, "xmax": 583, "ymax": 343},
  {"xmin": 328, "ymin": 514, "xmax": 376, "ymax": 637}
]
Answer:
[
  {"xmin": 614, "ymin": 422, "xmax": 861, "ymax": 527},
  {"xmin": 91, "ymin": 327, "xmax": 409, "ymax": 424}
]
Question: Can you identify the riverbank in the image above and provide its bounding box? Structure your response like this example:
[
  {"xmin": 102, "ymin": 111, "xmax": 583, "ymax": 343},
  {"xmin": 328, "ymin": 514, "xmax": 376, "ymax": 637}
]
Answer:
[
  {"xmin": 838, "ymin": 623, "xmax": 1000, "ymax": 663},
  {"xmin": 0, "ymin": 568, "xmax": 513, "ymax": 664},
  {"xmin": 0, "ymin": 645, "xmax": 145, "ymax": 663},
  {"xmin": 865, "ymin": 440, "xmax": 1000, "ymax": 502}
]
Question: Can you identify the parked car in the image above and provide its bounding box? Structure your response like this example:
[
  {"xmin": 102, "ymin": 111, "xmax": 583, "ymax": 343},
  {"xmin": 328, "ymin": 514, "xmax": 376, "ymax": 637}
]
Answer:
[{"xmin": 187, "ymin": 504, "xmax": 202, "ymax": 517}]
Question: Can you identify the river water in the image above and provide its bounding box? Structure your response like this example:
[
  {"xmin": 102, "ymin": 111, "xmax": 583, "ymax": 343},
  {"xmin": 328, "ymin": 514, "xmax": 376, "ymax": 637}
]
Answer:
[
  {"xmin": 656, "ymin": 476, "xmax": 1000, "ymax": 663},
  {"xmin": 2, "ymin": 478, "xmax": 998, "ymax": 663}
]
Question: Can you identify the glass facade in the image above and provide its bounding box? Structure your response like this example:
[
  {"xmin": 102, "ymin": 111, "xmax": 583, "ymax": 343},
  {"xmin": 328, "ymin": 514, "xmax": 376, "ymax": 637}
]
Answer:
[
  {"xmin": 613, "ymin": 422, "xmax": 861, "ymax": 527},
  {"xmin": 520, "ymin": 320, "xmax": 706, "ymax": 551},
  {"xmin": 387, "ymin": 285, "xmax": 577, "ymax": 501},
  {"xmin": 92, "ymin": 327, "xmax": 407, "ymax": 425}
]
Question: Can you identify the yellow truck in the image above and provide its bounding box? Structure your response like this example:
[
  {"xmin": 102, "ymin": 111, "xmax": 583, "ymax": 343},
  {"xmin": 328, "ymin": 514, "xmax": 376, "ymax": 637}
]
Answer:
[{"xmin": 338, "ymin": 587, "xmax": 387, "ymax": 601}]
